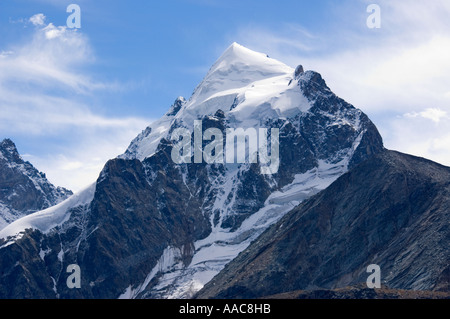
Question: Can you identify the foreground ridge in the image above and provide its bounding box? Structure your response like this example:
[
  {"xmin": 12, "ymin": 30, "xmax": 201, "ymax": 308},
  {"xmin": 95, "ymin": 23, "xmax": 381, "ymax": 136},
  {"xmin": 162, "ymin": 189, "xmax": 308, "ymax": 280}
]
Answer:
[{"xmin": 196, "ymin": 150, "xmax": 450, "ymax": 298}]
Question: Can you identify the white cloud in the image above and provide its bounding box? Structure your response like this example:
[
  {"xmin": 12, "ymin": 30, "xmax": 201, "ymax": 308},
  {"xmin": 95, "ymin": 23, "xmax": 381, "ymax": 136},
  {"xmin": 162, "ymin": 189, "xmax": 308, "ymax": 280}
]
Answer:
[
  {"xmin": 29, "ymin": 13, "xmax": 46, "ymax": 26},
  {"xmin": 385, "ymin": 112, "xmax": 450, "ymax": 167},
  {"xmin": 0, "ymin": 51, "xmax": 13, "ymax": 58},
  {"xmin": 43, "ymin": 23, "xmax": 67, "ymax": 39},
  {"xmin": 405, "ymin": 108, "xmax": 448, "ymax": 123}
]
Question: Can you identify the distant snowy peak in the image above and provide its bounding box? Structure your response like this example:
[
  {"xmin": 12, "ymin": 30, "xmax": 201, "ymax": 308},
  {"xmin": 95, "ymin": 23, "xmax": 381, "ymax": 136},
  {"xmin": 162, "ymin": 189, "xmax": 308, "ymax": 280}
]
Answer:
[
  {"xmin": 0, "ymin": 138, "xmax": 73, "ymax": 230},
  {"xmin": 0, "ymin": 138, "xmax": 23, "ymax": 164}
]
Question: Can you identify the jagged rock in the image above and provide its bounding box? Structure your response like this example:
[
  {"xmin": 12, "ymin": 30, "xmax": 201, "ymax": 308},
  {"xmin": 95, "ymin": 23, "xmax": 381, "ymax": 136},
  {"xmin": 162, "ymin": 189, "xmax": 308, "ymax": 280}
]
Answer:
[
  {"xmin": 0, "ymin": 139, "xmax": 72, "ymax": 229},
  {"xmin": 166, "ymin": 96, "xmax": 186, "ymax": 117},
  {"xmin": 294, "ymin": 65, "xmax": 304, "ymax": 78}
]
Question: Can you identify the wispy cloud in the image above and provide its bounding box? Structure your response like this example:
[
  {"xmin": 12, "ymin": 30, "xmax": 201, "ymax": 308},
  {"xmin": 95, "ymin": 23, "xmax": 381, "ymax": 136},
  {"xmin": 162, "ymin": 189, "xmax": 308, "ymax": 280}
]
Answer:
[
  {"xmin": 29, "ymin": 13, "xmax": 46, "ymax": 26},
  {"xmin": 0, "ymin": 17, "xmax": 98, "ymax": 93},
  {"xmin": 230, "ymin": 23, "xmax": 320, "ymax": 60},
  {"xmin": 405, "ymin": 108, "xmax": 448, "ymax": 124}
]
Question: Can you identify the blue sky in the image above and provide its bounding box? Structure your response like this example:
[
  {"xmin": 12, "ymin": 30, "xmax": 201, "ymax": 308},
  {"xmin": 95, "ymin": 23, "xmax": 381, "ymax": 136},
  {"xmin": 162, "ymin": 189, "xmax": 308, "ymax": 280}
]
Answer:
[{"xmin": 1, "ymin": 0, "xmax": 450, "ymax": 191}]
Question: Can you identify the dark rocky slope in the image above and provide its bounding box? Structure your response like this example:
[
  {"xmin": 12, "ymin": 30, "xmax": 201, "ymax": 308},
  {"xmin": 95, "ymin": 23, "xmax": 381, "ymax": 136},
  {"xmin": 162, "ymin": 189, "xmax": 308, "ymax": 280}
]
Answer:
[{"xmin": 196, "ymin": 150, "xmax": 450, "ymax": 298}]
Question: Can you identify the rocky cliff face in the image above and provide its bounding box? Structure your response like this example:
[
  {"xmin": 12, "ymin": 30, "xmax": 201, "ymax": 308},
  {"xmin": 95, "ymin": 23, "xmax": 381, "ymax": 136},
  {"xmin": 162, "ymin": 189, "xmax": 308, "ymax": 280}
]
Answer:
[
  {"xmin": 196, "ymin": 150, "xmax": 450, "ymax": 299},
  {"xmin": 0, "ymin": 138, "xmax": 72, "ymax": 230},
  {"xmin": 0, "ymin": 43, "xmax": 384, "ymax": 299}
]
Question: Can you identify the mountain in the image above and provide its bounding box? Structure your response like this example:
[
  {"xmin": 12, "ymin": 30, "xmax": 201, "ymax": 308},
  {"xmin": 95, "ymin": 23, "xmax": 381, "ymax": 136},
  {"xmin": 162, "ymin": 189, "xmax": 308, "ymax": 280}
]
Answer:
[
  {"xmin": 0, "ymin": 138, "xmax": 72, "ymax": 230},
  {"xmin": 196, "ymin": 150, "xmax": 450, "ymax": 299},
  {"xmin": 0, "ymin": 43, "xmax": 383, "ymax": 299}
]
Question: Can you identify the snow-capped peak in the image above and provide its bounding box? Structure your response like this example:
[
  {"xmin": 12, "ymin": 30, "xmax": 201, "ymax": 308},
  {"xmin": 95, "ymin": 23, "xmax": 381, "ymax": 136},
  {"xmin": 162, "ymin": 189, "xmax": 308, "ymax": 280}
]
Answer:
[
  {"xmin": 177, "ymin": 43, "xmax": 312, "ymax": 128},
  {"xmin": 207, "ymin": 42, "xmax": 292, "ymax": 78},
  {"xmin": 188, "ymin": 42, "xmax": 293, "ymax": 107}
]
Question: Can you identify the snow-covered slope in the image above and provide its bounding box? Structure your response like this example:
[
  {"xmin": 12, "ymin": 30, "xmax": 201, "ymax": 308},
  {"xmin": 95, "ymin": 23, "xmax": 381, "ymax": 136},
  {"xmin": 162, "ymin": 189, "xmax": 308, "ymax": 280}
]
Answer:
[
  {"xmin": 124, "ymin": 160, "xmax": 348, "ymax": 299},
  {"xmin": 0, "ymin": 183, "xmax": 95, "ymax": 247}
]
